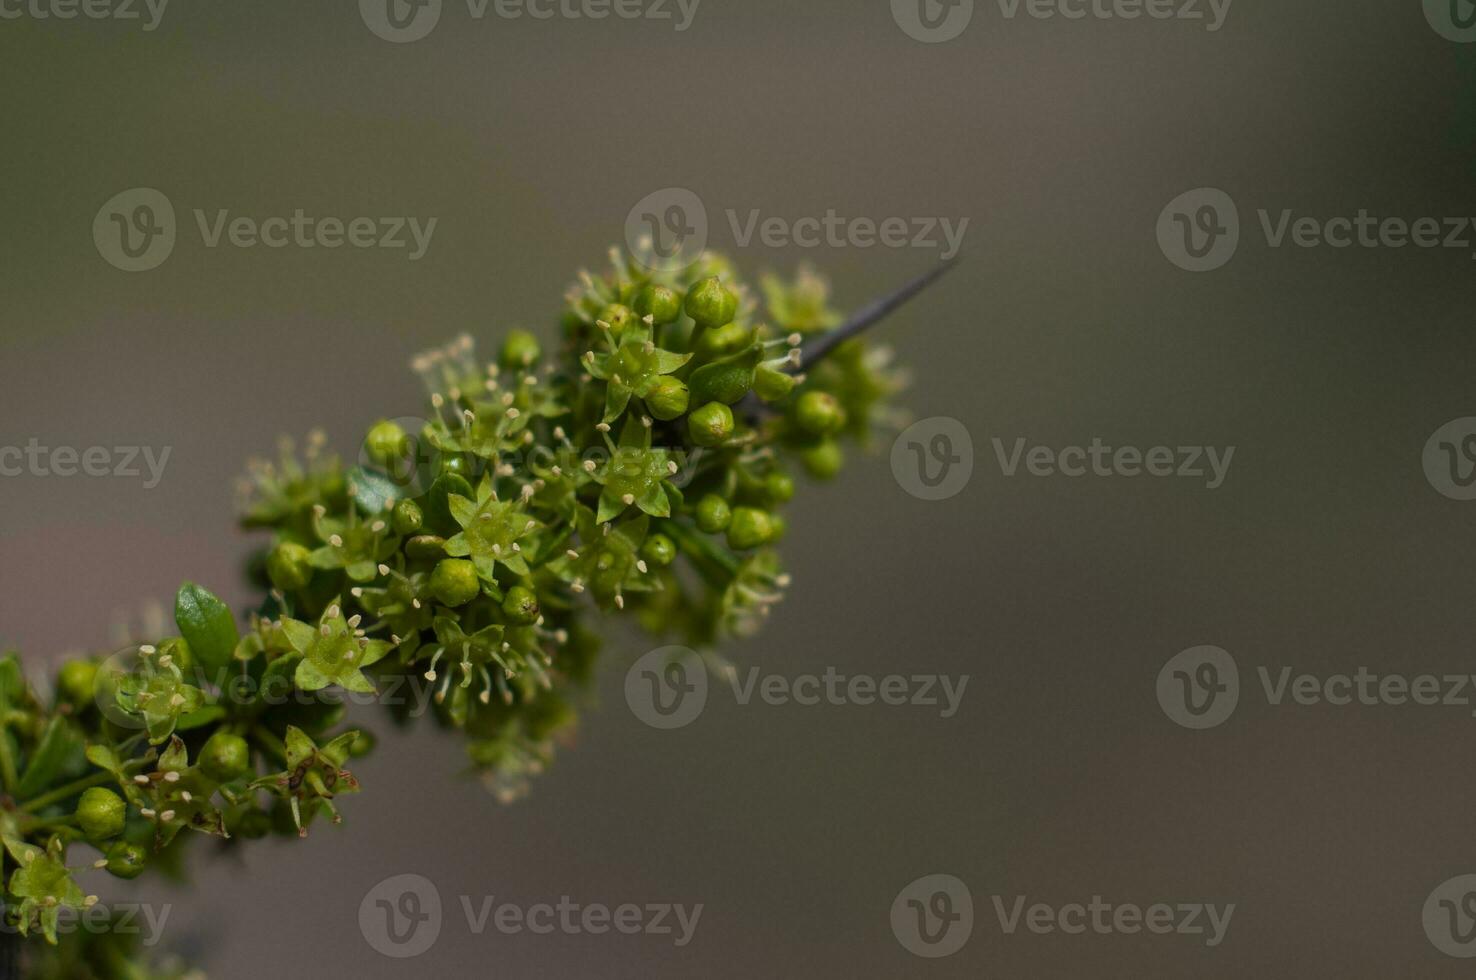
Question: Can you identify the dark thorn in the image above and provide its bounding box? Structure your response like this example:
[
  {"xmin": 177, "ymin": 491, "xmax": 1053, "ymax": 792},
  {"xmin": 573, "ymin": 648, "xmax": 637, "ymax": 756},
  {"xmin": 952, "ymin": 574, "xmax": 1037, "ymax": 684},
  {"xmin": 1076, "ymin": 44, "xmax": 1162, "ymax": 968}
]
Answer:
[{"xmin": 796, "ymin": 256, "xmax": 959, "ymax": 370}]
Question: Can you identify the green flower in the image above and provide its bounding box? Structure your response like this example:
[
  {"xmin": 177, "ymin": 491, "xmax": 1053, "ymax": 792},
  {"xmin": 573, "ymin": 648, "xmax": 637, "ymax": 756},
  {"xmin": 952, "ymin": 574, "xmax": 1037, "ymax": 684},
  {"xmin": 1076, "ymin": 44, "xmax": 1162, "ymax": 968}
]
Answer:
[
  {"xmin": 5, "ymin": 836, "xmax": 92, "ymax": 944},
  {"xmin": 127, "ymin": 736, "xmax": 228, "ymax": 847},
  {"xmin": 592, "ymin": 418, "xmax": 682, "ymax": 524},
  {"xmin": 308, "ymin": 505, "xmax": 398, "ymax": 582},
  {"xmin": 112, "ymin": 647, "xmax": 206, "ymax": 744},
  {"xmin": 582, "ymin": 318, "xmax": 692, "ymax": 422},
  {"xmin": 444, "ymin": 476, "xmax": 539, "ymax": 580},
  {"xmin": 250, "ymin": 726, "xmax": 361, "ymax": 837},
  {"xmin": 281, "ymin": 603, "xmax": 393, "ymax": 694}
]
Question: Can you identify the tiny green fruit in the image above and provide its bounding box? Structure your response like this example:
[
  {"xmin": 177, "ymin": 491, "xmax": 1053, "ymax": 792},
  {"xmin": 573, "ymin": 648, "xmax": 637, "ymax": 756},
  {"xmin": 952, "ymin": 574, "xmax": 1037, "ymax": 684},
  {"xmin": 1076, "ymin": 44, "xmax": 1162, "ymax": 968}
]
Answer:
[
  {"xmin": 267, "ymin": 541, "xmax": 314, "ymax": 591},
  {"xmin": 640, "ymin": 533, "xmax": 677, "ymax": 567},
  {"xmin": 365, "ymin": 420, "xmax": 408, "ymax": 466},
  {"xmin": 727, "ymin": 507, "xmax": 775, "ymax": 550},
  {"xmin": 200, "ymin": 731, "xmax": 252, "ymax": 782},
  {"xmin": 57, "ymin": 660, "xmax": 97, "ymax": 705},
  {"xmin": 431, "ymin": 559, "xmax": 481, "ymax": 607},
  {"xmin": 644, "ymin": 377, "xmax": 691, "ymax": 421},
  {"xmin": 598, "ymin": 304, "xmax": 636, "ymax": 336},
  {"xmin": 499, "ymin": 329, "xmax": 542, "ymax": 370},
  {"xmin": 688, "ymin": 402, "xmax": 735, "ymax": 447},
  {"xmin": 695, "ymin": 494, "xmax": 732, "ymax": 533},
  {"xmin": 633, "ymin": 284, "xmax": 683, "ymax": 325},
  {"xmin": 801, "ymin": 438, "xmax": 844, "ymax": 480},
  {"xmin": 753, "ymin": 364, "xmax": 798, "ymax": 402},
  {"xmin": 684, "ymin": 277, "xmax": 738, "ymax": 328},
  {"xmin": 688, "ymin": 345, "xmax": 763, "ymax": 405},
  {"xmin": 104, "ymin": 840, "xmax": 148, "ymax": 879},
  {"xmin": 502, "ymin": 586, "xmax": 540, "ymax": 625},
  {"xmin": 765, "ymin": 471, "xmax": 796, "ymax": 504},
  {"xmin": 794, "ymin": 391, "xmax": 846, "ymax": 436},
  {"xmin": 76, "ymin": 787, "xmax": 127, "ymax": 839},
  {"xmin": 392, "ymin": 498, "xmax": 424, "ymax": 536}
]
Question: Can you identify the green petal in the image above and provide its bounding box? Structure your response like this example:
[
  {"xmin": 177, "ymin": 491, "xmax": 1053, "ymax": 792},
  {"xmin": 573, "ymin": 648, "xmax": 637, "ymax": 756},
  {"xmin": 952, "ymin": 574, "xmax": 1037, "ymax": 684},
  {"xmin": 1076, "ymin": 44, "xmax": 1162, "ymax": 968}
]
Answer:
[
  {"xmin": 448, "ymin": 494, "xmax": 478, "ymax": 528},
  {"xmin": 637, "ymin": 483, "xmax": 670, "ymax": 518},
  {"xmin": 280, "ymin": 618, "xmax": 318, "ymax": 655}
]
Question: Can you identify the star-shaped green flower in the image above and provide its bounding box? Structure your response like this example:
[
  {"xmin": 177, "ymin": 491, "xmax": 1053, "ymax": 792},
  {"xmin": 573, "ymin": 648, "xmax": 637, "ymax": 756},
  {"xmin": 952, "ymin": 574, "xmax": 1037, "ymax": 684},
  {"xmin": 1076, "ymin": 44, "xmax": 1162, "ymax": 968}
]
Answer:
[
  {"xmin": 250, "ymin": 726, "xmax": 361, "ymax": 837},
  {"xmin": 281, "ymin": 603, "xmax": 393, "ymax": 693},
  {"xmin": 5, "ymin": 836, "xmax": 91, "ymax": 944},
  {"xmin": 593, "ymin": 418, "xmax": 683, "ymax": 523},
  {"xmin": 112, "ymin": 648, "xmax": 206, "ymax": 744},
  {"xmin": 308, "ymin": 505, "xmax": 398, "ymax": 582},
  {"xmin": 553, "ymin": 506, "xmax": 655, "ymax": 609},
  {"xmin": 127, "ymin": 736, "xmax": 228, "ymax": 848},
  {"xmin": 444, "ymin": 476, "xmax": 538, "ymax": 580},
  {"xmin": 582, "ymin": 320, "xmax": 692, "ymax": 422}
]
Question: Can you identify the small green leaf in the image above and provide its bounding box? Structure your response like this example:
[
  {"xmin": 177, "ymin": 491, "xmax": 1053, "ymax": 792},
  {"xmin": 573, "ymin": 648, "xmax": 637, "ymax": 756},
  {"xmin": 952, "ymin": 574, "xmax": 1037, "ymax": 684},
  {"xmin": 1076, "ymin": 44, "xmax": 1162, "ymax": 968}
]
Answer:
[{"xmin": 175, "ymin": 583, "xmax": 240, "ymax": 677}]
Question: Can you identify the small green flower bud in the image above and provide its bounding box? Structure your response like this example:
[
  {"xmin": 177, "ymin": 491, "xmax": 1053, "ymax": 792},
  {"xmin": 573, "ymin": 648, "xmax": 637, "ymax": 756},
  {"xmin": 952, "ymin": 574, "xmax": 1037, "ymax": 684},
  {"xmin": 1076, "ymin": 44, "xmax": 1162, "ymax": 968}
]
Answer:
[
  {"xmin": 104, "ymin": 840, "xmax": 147, "ymax": 879},
  {"xmin": 695, "ymin": 323, "xmax": 751, "ymax": 359},
  {"xmin": 633, "ymin": 284, "xmax": 683, "ymax": 325},
  {"xmin": 768, "ymin": 514, "xmax": 788, "ymax": 542},
  {"xmin": 499, "ymin": 329, "xmax": 542, "ymax": 370},
  {"xmin": 57, "ymin": 660, "xmax": 97, "ymax": 705},
  {"xmin": 640, "ymin": 533, "xmax": 677, "ymax": 567},
  {"xmin": 695, "ymin": 494, "xmax": 732, "ymax": 534},
  {"xmin": 688, "ymin": 345, "xmax": 762, "ymax": 405},
  {"xmin": 365, "ymin": 420, "xmax": 408, "ymax": 466},
  {"xmin": 392, "ymin": 498, "xmax": 424, "ymax": 535},
  {"xmin": 765, "ymin": 471, "xmax": 796, "ymax": 504},
  {"xmin": 684, "ymin": 277, "xmax": 738, "ymax": 328},
  {"xmin": 406, "ymin": 534, "xmax": 448, "ymax": 559},
  {"xmin": 598, "ymin": 304, "xmax": 636, "ymax": 336},
  {"xmin": 267, "ymin": 541, "xmax": 314, "ymax": 591},
  {"xmin": 794, "ymin": 391, "xmax": 846, "ymax": 436},
  {"xmin": 502, "ymin": 586, "xmax": 540, "ymax": 625},
  {"xmin": 645, "ymin": 377, "xmax": 691, "ymax": 421},
  {"xmin": 76, "ymin": 788, "xmax": 127, "ymax": 839},
  {"xmin": 688, "ymin": 402, "xmax": 735, "ymax": 447},
  {"xmin": 199, "ymin": 731, "xmax": 251, "ymax": 782},
  {"xmin": 753, "ymin": 364, "xmax": 798, "ymax": 402},
  {"xmin": 726, "ymin": 507, "xmax": 775, "ymax": 550},
  {"xmin": 431, "ymin": 559, "xmax": 481, "ymax": 607},
  {"xmin": 801, "ymin": 438, "xmax": 844, "ymax": 480}
]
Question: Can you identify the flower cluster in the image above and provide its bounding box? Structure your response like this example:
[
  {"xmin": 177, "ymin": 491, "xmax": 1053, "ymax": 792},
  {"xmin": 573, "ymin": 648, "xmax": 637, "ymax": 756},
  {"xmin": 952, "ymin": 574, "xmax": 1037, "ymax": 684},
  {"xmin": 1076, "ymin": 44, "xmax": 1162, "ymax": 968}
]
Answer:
[{"xmin": 0, "ymin": 245, "xmax": 918, "ymax": 975}]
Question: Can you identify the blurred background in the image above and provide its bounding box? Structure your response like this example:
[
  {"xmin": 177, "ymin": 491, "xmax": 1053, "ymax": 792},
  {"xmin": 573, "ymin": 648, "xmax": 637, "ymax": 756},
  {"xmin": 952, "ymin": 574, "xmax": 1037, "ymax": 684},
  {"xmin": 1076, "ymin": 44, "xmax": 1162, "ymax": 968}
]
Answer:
[{"xmin": 4, "ymin": 0, "xmax": 1476, "ymax": 975}]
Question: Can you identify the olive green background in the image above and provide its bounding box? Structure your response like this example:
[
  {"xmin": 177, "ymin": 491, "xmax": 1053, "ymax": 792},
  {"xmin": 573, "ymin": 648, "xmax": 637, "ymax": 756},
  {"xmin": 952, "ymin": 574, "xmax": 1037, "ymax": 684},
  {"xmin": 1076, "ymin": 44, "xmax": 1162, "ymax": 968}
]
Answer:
[{"xmin": 3, "ymin": 0, "xmax": 1476, "ymax": 976}]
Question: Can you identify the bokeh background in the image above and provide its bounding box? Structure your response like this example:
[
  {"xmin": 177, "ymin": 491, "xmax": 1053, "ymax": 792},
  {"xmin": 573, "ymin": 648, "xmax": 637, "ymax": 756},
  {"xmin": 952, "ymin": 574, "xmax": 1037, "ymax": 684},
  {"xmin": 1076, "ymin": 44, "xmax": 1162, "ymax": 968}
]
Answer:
[{"xmin": 4, "ymin": 0, "xmax": 1476, "ymax": 975}]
